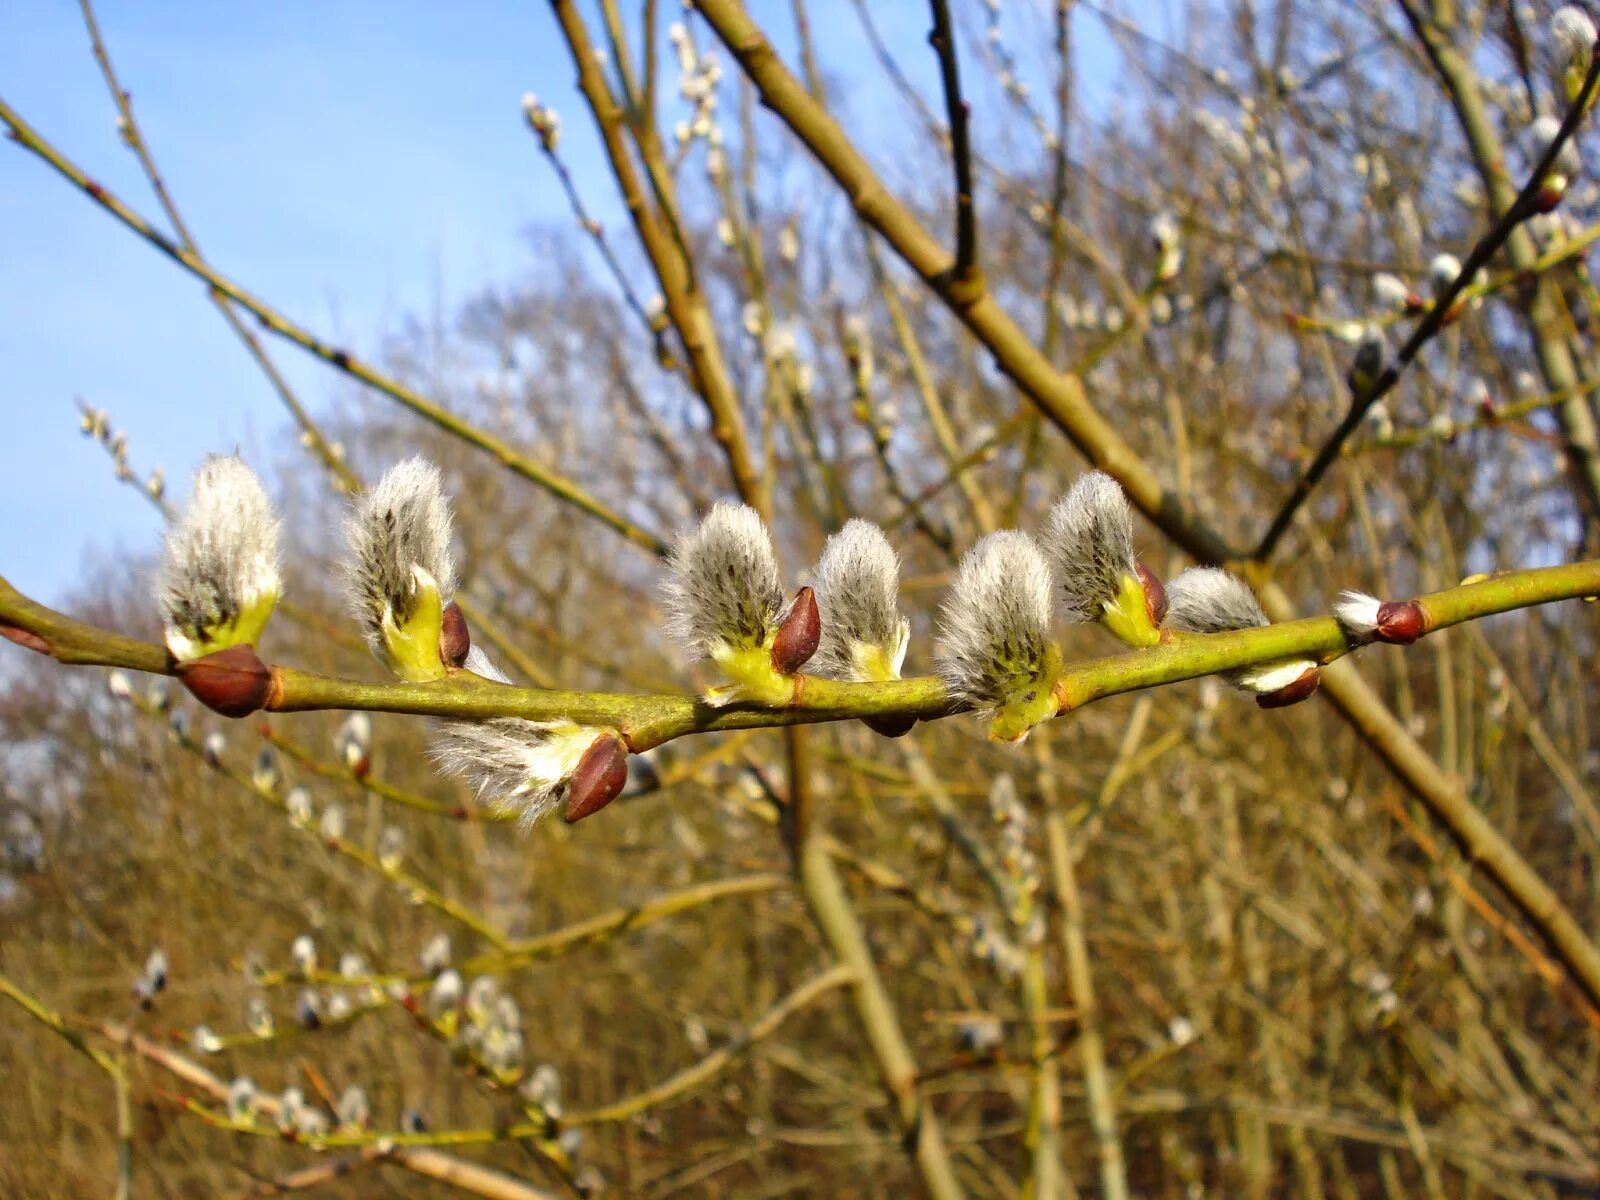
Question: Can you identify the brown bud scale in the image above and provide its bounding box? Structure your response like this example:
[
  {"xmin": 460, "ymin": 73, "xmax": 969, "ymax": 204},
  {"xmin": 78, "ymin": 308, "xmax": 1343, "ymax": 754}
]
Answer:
[
  {"xmin": 440, "ymin": 602, "xmax": 471, "ymax": 668},
  {"xmin": 564, "ymin": 733, "xmax": 630, "ymax": 824},
  {"xmin": 1135, "ymin": 560, "xmax": 1168, "ymax": 627},
  {"xmin": 1375, "ymin": 600, "xmax": 1425, "ymax": 645},
  {"xmin": 1255, "ymin": 666, "xmax": 1321, "ymax": 709},
  {"xmin": 771, "ymin": 586, "xmax": 821, "ymax": 675},
  {"xmin": 863, "ymin": 714, "xmax": 918, "ymax": 739},
  {"xmin": 177, "ymin": 643, "xmax": 273, "ymax": 717},
  {"xmin": 0, "ymin": 623, "xmax": 53, "ymax": 656}
]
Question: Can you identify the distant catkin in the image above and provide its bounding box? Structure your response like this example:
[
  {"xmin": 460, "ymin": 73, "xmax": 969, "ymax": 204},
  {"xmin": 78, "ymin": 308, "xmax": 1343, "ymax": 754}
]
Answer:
[
  {"xmin": 811, "ymin": 519, "xmax": 909, "ymax": 681},
  {"xmin": 345, "ymin": 458, "xmax": 457, "ymax": 667},
  {"xmin": 936, "ymin": 532, "xmax": 1060, "ymax": 738},
  {"xmin": 663, "ymin": 502, "xmax": 784, "ymax": 661},
  {"xmin": 156, "ymin": 455, "xmax": 282, "ymax": 661}
]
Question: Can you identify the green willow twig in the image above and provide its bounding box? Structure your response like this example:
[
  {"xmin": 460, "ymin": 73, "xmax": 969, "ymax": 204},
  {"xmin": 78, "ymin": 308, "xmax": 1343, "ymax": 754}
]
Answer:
[
  {"xmin": 0, "ymin": 94, "xmax": 668, "ymax": 559},
  {"xmin": 6, "ymin": 561, "xmax": 1597, "ymax": 749}
]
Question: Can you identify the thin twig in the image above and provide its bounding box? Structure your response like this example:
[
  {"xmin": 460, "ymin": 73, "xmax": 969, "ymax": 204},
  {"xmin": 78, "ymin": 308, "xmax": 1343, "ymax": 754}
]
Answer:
[
  {"xmin": 928, "ymin": 0, "xmax": 982, "ymax": 296},
  {"xmin": 0, "ymin": 93, "xmax": 668, "ymax": 557}
]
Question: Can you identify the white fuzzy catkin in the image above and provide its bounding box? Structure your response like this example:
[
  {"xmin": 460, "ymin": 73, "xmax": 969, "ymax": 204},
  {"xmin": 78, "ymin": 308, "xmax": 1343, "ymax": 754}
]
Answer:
[
  {"xmin": 935, "ymin": 531, "xmax": 1056, "ymax": 709},
  {"xmin": 1333, "ymin": 590, "xmax": 1383, "ymax": 642},
  {"xmin": 1553, "ymin": 6, "xmax": 1599, "ymax": 68},
  {"xmin": 345, "ymin": 458, "xmax": 457, "ymax": 655},
  {"xmin": 1164, "ymin": 567, "xmax": 1269, "ymax": 634},
  {"xmin": 1041, "ymin": 472, "xmax": 1137, "ymax": 623},
  {"xmin": 156, "ymin": 455, "xmax": 281, "ymax": 660},
  {"xmin": 1526, "ymin": 114, "xmax": 1584, "ymax": 177},
  {"xmin": 432, "ymin": 643, "xmax": 608, "ymax": 825},
  {"xmin": 1427, "ymin": 253, "xmax": 1463, "ymax": 297},
  {"xmin": 663, "ymin": 503, "xmax": 784, "ymax": 660},
  {"xmin": 811, "ymin": 519, "xmax": 909, "ymax": 680},
  {"xmin": 430, "ymin": 716, "xmax": 607, "ymax": 826},
  {"xmin": 1372, "ymin": 272, "xmax": 1411, "ymax": 310}
]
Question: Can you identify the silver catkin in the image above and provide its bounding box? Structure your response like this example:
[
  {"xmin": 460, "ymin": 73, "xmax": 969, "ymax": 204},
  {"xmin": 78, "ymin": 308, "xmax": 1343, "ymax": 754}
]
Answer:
[
  {"xmin": 1040, "ymin": 472, "xmax": 1137, "ymax": 623},
  {"xmin": 156, "ymin": 455, "xmax": 281, "ymax": 655},
  {"xmin": 935, "ymin": 531, "xmax": 1056, "ymax": 709},
  {"xmin": 662, "ymin": 503, "xmax": 784, "ymax": 660},
  {"xmin": 344, "ymin": 458, "xmax": 457, "ymax": 653},
  {"xmin": 811, "ymin": 518, "xmax": 908, "ymax": 680}
]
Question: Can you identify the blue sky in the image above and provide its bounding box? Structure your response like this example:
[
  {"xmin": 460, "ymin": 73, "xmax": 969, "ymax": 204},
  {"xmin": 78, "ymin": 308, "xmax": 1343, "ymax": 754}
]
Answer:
[{"xmin": 0, "ymin": 1, "xmax": 1105, "ymax": 606}]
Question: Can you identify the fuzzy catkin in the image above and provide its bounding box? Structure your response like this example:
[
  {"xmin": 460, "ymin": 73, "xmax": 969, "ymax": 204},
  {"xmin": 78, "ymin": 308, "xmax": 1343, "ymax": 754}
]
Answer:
[
  {"xmin": 1164, "ymin": 567, "xmax": 1268, "ymax": 634},
  {"xmin": 156, "ymin": 455, "xmax": 281, "ymax": 655},
  {"xmin": 428, "ymin": 643, "xmax": 594, "ymax": 824},
  {"xmin": 662, "ymin": 503, "xmax": 784, "ymax": 659},
  {"xmin": 1041, "ymin": 472, "xmax": 1136, "ymax": 623},
  {"xmin": 811, "ymin": 518, "xmax": 907, "ymax": 680},
  {"xmin": 935, "ymin": 531, "xmax": 1056, "ymax": 708},
  {"xmin": 345, "ymin": 458, "xmax": 457, "ymax": 652}
]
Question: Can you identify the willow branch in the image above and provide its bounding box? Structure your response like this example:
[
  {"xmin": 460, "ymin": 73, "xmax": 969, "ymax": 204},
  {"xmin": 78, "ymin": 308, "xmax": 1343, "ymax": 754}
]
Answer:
[
  {"xmin": 798, "ymin": 837, "xmax": 965, "ymax": 1200},
  {"xmin": 548, "ymin": 0, "xmax": 768, "ymax": 518},
  {"xmin": 0, "ymin": 93, "xmax": 668, "ymax": 558},
  {"xmin": 76, "ymin": 0, "xmax": 361, "ymax": 498},
  {"xmin": 563, "ymin": 963, "xmax": 853, "ymax": 1124},
  {"xmin": 7, "ymin": 561, "xmax": 1597, "ymax": 745}
]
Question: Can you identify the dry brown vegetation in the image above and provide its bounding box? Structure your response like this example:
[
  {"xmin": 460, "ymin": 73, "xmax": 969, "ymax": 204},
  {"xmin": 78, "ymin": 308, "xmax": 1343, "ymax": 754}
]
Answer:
[{"xmin": 3, "ymin": 1, "xmax": 1600, "ymax": 1197}]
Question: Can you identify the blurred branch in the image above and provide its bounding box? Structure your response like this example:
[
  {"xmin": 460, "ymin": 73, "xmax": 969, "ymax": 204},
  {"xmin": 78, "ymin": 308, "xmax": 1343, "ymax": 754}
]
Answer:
[
  {"xmin": 927, "ymin": 0, "xmax": 982, "ymax": 298},
  {"xmin": 798, "ymin": 837, "xmax": 965, "ymax": 1200},
  {"xmin": 76, "ymin": 0, "xmax": 360, "ymax": 497},
  {"xmin": 548, "ymin": 0, "xmax": 768, "ymax": 518},
  {"xmin": 1252, "ymin": 17, "xmax": 1600, "ymax": 559},
  {"xmin": 564, "ymin": 962, "xmax": 853, "ymax": 1124}
]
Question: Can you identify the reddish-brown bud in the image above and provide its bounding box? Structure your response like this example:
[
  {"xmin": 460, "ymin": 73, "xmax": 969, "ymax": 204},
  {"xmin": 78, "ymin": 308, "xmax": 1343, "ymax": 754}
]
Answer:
[
  {"xmin": 440, "ymin": 602, "xmax": 470, "ymax": 668},
  {"xmin": 771, "ymin": 586, "xmax": 821, "ymax": 675},
  {"xmin": 563, "ymin": 733, "xmax": 630, "ymax": 824},
  {"xmin": 0, "ymin": 623, "xmax": 53, "ymax": 656},
  {"xmin": 177, "ymin": 644, "xmax": 273, "ymax": 717},
  {"xmin": 1255, "ymin": 666, "xmax": 1320, "ymax": 709},
  {"xmin": 1403, "ymin": 292, "xmax": 1426, "ymax": 313},
  {"xmin": 1535, "ymin": 179, "xmax": 1567, "ymax": 214},
  {"xmin": 1135, "ymin": 559, "xmax": 1168, "ymax": 627},
  {"xmin": 863, "ymin": 714, "xmax": 917, "ymax": 739},
  {"xmin": 1374, "ymin": 600, "xmax": 1425, "ymax": 645}
]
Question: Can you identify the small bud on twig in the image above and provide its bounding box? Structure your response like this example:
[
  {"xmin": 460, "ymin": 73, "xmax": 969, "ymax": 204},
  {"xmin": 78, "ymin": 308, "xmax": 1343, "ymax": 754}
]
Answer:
[
  {"xmin": 563, "ymin": 731, "xmax": 631, "ymax": 823},
  {"xmin": 770, "ymin": 587, "xmax": 821, "ymax": 675},
  {"xmin": 440, "ymin": 601, "xmax": 471, "ymax": 668},
  {"xmin": 335, "ymin": 712, "xmax": 372, "ymax": 778},
  {"xmin": 1333, "ymin": 590, "xmax": 1426, "ymax": 645},
  {"xmin": 176, "ymin": 643, "xmax": 273, "ymax": 718}
]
